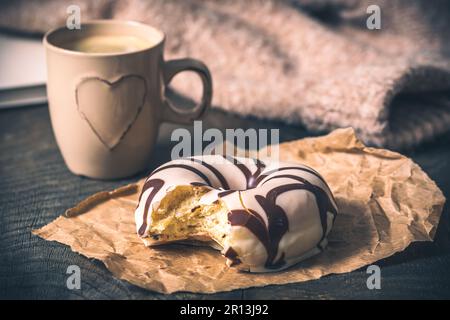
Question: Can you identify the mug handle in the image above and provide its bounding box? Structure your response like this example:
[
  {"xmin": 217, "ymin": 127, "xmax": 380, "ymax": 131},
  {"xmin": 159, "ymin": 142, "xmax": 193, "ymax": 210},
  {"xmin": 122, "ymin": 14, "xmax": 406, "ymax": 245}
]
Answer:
[{"xmin": 162, "ymin": 58, "xmax": 212, "ymax": 124}]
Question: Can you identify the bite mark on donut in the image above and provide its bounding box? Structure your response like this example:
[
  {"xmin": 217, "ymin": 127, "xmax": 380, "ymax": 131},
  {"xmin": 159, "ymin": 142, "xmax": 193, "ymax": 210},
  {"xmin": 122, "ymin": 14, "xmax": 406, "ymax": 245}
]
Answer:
[{"xmin": 144, "ymin": 185, "xmax": 231, "ymax": 250}]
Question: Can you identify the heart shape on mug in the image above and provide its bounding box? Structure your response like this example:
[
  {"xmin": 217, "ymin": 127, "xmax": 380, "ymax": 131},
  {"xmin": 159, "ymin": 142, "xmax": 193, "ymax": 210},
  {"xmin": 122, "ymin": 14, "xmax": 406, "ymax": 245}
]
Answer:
[{"xmin": 75, "ymin": 75, "xmax": 147, "ymax": 150}]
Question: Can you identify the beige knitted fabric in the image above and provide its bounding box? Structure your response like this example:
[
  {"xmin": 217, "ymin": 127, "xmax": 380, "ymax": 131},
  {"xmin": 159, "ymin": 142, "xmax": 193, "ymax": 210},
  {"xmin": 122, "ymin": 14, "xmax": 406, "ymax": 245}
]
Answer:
[{"xmin": 2, "ymin": 0, "xmax": 450, "ymax": 149}]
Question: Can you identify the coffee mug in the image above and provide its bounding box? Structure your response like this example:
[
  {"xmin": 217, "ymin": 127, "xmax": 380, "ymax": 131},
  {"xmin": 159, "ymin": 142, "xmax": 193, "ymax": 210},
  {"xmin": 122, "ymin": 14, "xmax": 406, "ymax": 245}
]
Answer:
[{"xmin": 44, "ymin": 20, "xmax": 212, "ymax": 179}]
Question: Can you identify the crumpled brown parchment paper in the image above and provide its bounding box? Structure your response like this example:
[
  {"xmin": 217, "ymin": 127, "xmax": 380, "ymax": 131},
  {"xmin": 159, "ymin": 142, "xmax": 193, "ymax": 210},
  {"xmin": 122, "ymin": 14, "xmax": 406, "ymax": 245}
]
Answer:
[{"xmin": 33, "ymin": 128, "xmax": 446, "ymax": 294}]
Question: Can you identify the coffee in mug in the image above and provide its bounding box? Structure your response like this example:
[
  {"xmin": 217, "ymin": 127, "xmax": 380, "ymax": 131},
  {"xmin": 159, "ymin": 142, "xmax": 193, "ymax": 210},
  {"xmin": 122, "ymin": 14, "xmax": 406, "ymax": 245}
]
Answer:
[{"xmin": 61, "ymin": 35, "xmax": 154, "ymax": 53}]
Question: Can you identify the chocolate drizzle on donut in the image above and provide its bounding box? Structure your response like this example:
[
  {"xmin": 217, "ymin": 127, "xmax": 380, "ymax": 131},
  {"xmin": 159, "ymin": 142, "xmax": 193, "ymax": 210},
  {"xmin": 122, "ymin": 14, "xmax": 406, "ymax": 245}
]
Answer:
[
  {"xmin": 138, "ymin": 178, "xmax": 164, "ymax": 236},
  {"xmin": 256, "ymin": 166, "xmax": 337, "ymax": 208},
  {"xmin": 218, "ymin": 190, "xmax": 236, "ymax": 198},
  {"xmin": 222, "ymin": 155, "xmax": 266, "ymax": 189},
  {"xmin": 261, "ymin": 174, "xmax": 338, "ymax": 242},
  {"xmin": 228, "ymin": 205, "xmax": 288, "ymax": 269},
  {"xmin": 256, "ymin": 166, "xmax": 328, "ymax": 189},
  {"xmin": 227, "ymin": 175, "xmax": 337, "ymax": 269},
  {"xmin": 188, "ymin": 157, "xmax": 230, "ymax": 189},
  {"xmin": 224, "ymin": 247, "xmax": 241, "ymax": 266},
  {"xmin": 190, "ymin": 182, "xmax": 208, "ymax": 187},
  {"xmin": 250, "ymin": 159, "xmax": 266, "ymax": 188},
  {"xmin": 152, "ymin": 164, "xmax": 212, "ymax": 186}
]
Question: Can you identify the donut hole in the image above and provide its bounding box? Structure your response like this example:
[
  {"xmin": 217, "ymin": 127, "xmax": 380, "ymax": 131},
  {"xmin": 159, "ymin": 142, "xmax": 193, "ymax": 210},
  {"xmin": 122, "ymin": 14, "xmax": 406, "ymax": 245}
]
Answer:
[{"xmin": 149, "ymin": 186, "xmax": 230, "ymax": 248}]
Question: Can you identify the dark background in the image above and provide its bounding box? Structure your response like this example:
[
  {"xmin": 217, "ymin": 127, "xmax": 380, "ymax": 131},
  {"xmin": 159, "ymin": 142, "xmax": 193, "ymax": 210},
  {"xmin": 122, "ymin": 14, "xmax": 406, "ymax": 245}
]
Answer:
[{"xmin": 1, "ymin": 103, "xmax": 449, "ymax": 299}]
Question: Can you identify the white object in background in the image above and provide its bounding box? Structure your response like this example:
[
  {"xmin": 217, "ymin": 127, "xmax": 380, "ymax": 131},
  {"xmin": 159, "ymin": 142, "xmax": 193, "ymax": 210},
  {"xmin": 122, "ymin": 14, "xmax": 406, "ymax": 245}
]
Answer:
[{"xmin": 0, "ymin": 33, "xmax": 47, "ymax": 109}]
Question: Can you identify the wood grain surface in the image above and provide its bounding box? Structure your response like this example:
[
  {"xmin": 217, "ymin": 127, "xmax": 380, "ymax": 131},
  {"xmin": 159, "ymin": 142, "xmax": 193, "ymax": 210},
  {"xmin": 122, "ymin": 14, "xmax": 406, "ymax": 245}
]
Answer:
[{"xmin": 0, "ymin": 104, "xmax": 449, "ymax": 299}]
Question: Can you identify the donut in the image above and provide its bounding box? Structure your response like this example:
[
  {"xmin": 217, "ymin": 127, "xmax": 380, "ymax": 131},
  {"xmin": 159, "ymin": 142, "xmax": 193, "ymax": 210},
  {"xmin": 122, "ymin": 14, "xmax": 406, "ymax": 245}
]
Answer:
[{"xmin": 135, "ymin": 155, "xmax": 338, "ymax": 272}]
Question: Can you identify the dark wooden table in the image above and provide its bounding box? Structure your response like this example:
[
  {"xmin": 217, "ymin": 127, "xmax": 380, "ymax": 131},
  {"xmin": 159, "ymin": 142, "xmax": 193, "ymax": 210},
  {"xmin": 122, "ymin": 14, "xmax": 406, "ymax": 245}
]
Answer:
[{"xmin": 1, "ymin": 104, "xmax": 450, "ymax": 299}]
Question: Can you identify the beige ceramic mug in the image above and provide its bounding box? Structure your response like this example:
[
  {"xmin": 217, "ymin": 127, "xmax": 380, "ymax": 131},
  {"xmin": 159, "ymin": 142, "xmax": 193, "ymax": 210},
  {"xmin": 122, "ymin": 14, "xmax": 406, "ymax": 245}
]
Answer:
[{"xmin": 44, "ymin": 20, "xmax": 212, "ymax": 179}]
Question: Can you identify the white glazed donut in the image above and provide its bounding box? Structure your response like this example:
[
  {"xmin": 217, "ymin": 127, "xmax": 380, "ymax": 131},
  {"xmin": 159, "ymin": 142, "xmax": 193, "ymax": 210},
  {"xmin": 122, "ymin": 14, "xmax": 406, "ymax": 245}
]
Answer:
[{"xmin": 135, "ymin": 155, "xmax": 338, "ymax": 272}]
